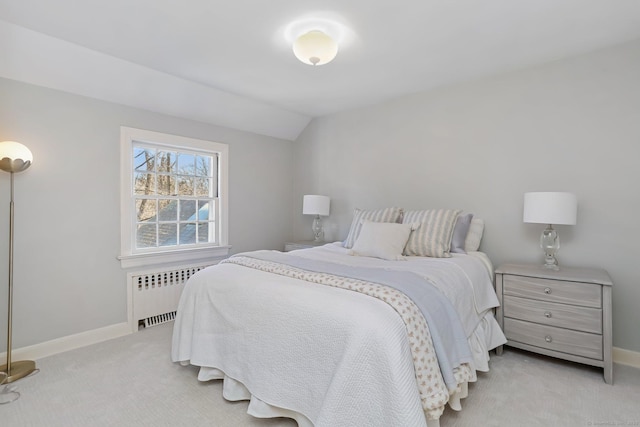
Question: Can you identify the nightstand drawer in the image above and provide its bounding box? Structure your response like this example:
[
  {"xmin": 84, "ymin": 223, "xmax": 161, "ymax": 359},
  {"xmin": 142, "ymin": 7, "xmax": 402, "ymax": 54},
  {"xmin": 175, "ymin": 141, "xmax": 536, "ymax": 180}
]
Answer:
[
  {"xmin": 504, "ymin": 275, "xmax": 601, "ymax": 308},
  {"xmin": 504, "ymin": 318, "xmax": 602, "ymax": 360},
  {"xmin": 503, "ymin": 296, "xmax": 602, "ymax": 333}
]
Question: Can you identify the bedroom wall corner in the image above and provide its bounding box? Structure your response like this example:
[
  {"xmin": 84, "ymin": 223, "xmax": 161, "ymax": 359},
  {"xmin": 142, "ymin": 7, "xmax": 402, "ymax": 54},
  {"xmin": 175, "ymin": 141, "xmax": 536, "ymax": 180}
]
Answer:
[
  {"xmin": 292, "ymin": 38, "xmax": 640, "ymax": 354},
  {"xmin": 0, "ymin": 76, "xmax": 295, "ymax": 354}
]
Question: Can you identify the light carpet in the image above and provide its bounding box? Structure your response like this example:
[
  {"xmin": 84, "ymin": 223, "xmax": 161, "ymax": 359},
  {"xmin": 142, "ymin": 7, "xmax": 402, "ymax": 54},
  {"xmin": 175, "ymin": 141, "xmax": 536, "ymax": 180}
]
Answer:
[{"xmin": 2, "ymin": 322, "xmax": 639, "ymax": 426}]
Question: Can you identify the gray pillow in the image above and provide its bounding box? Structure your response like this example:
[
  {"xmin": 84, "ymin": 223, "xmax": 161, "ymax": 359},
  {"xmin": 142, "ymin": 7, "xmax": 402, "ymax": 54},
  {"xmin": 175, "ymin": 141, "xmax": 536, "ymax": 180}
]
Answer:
[{"xmin": 450, "ymin": 213, "xmax": 474, "ymax": 254}]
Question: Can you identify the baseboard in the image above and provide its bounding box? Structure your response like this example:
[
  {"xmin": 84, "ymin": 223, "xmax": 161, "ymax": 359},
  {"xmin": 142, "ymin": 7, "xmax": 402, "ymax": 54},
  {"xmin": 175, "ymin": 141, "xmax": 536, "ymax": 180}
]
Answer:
[
  {"xmin": 3, "ymin": 324, "xmax": 639, "ymax": 368},
  {"xmin": 613, "ymin": 347, "xmax": 640, "ymax": 368},
  {"xmin": 1, "ymin": 322, "xmax": 131, "ymax": 362}
]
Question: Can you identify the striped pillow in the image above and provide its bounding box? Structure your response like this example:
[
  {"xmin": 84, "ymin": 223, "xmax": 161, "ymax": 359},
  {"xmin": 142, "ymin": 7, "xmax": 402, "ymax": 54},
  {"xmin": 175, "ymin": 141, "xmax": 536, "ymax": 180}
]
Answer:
[
  {"xmin": 403, "ymin": 209, "xmax": 462, "ymax": 257},
  {"xmin": 343, "ymin": 207, "xmax": 404, "ymax": 249}
]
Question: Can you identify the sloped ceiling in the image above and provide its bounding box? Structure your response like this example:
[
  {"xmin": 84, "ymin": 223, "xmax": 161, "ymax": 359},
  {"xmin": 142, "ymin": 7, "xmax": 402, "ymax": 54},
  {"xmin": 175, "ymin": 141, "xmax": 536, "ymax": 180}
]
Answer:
[{"xmin": 2, "ymin": 0, "xmax": 640, "ymax": 140}]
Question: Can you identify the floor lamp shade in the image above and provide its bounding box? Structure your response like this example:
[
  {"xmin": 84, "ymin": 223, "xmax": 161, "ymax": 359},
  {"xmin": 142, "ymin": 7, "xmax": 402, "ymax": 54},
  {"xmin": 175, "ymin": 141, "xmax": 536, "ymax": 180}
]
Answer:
[
  {"xmin": 0, "ymin": 140, "xmax": 36, "ymax": 389},
  {"xmin": 303, "ymin": 195, "xmax": 330, "ymax": 242},
  {"xmin": 0, "ymin": 141, "xmax": 33, "ymax": 173}
]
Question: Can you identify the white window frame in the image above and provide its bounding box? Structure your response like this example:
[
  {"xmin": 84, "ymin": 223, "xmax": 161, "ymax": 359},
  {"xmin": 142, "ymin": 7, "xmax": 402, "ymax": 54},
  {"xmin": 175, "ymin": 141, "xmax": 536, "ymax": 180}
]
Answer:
[{"xmin": 118, "ymin": 127, "xmax": 230, "ymax": 269}]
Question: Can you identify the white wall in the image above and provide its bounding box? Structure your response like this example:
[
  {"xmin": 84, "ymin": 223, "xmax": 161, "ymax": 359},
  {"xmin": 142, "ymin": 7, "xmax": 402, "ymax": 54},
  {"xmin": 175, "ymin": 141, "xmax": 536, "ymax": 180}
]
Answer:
[
  {"xmin": 0, "ymin": 77, "xmax": 293, "ymax": 348},
  {"xmin": 293, "ymin": 39, "xmax": 640, "ymax": 353}
]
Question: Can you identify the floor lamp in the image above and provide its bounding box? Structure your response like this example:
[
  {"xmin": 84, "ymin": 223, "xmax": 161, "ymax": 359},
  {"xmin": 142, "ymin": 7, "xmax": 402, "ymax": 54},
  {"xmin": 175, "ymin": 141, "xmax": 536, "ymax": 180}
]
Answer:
[{"xmin": 0, "ymin": 141, "xmax": 35, "ymax": 385}]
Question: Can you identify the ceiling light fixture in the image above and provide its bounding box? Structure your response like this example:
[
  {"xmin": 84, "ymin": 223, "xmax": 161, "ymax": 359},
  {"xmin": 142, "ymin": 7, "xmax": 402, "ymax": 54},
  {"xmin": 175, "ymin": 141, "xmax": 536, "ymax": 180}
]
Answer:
[{"xmin": 293, "ymin": 30, "xmax": 338, "ymax": 66}]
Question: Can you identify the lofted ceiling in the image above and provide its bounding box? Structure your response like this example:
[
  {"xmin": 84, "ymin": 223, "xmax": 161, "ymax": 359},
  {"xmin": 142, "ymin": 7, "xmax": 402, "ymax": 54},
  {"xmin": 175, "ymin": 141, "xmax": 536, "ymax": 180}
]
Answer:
[{"xmin": 1, "ymin": 0, "xmax": 640, "ymax": 140}]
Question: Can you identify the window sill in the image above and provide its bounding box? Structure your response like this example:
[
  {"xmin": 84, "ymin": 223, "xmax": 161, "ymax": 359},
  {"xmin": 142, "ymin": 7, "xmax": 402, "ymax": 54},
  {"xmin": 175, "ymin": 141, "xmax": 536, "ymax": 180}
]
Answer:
[{"xmin": 118, "ymin": 245, "xmax": 232, "ymax": 270}]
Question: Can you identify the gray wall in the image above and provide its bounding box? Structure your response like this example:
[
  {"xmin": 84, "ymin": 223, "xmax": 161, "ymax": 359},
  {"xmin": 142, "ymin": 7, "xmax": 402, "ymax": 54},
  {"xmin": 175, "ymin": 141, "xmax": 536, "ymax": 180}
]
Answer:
[
  {"xmin": 0, "ymin": 77, "xmax": 293, "ymax": 348},
  {"xmin": 293, "ymin": 39, "xmax": 640, "ymax": 353}
]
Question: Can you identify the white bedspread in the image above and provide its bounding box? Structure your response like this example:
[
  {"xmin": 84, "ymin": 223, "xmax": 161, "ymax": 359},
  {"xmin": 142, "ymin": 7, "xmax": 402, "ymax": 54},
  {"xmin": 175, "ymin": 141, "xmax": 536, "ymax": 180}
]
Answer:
[
  {"xmin": 290, "ymin": 243, "xmax": 499, "ymax": 337},
  {"xmin": 172, "ymin": 243, "xmax": 505, "ymax": 427}
]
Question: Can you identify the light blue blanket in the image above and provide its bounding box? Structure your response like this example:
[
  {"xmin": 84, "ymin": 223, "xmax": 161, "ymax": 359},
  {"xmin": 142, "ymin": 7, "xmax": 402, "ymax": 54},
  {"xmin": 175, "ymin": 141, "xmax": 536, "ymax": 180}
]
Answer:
[{"xmin": 239, "ymin": 251, "xmax": 472, "ymax": 391}]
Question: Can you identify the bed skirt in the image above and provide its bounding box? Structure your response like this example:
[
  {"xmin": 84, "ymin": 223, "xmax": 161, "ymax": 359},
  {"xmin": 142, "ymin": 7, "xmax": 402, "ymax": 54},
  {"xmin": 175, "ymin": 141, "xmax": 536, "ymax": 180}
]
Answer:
[{"xmin": 194, "ymin": 311, "xmax": 505, "ymax": 427}]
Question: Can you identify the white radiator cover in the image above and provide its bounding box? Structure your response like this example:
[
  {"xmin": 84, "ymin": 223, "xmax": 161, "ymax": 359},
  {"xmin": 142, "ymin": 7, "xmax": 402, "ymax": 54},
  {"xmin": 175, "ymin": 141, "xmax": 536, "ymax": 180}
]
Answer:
[{"xmin": 130, "ymin": 263, "xmax": 213, "ymax": 330}]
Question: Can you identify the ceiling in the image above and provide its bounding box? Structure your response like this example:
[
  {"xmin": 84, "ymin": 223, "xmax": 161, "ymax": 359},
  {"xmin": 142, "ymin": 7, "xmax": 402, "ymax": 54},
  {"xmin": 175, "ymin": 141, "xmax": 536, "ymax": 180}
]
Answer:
[{"xmin": 2, "ymin": 0, "xmax": 640, "ymax": 140}]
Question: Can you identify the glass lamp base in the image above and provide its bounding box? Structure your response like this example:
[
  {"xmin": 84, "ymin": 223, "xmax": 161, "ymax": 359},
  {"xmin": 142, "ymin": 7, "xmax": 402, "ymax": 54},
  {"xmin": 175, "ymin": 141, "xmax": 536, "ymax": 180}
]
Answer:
[
  {"xmin": 540, "ymin": 224, "xmax": 560, "ymax": 270},
  {"xmin": 312, "ymin": 215, "xmax": 324, "ymax": 242},
  {"xmin": 543, "ymin": 258, "xmax": 560, "ymax": 270}
]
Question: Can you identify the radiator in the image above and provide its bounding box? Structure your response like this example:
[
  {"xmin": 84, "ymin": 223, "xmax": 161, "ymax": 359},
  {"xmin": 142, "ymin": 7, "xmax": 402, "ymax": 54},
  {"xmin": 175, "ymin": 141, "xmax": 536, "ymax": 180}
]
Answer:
[{"xmin": 131, "ymin": 264, "xmax": 212, "ymax": 330}]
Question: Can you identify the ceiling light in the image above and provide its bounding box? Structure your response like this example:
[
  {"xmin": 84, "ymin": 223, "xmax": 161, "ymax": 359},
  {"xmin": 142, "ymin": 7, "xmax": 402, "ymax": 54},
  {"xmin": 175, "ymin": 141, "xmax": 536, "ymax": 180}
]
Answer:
[{"xmin": 293, "ymin": 30, "xmax": 338, "ymax": 66}]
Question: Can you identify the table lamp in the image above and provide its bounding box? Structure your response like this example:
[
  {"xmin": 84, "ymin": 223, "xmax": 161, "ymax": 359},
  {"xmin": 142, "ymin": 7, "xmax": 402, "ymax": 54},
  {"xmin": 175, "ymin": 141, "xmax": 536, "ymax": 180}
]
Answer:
[
  {"xmin": 523, "ymin": 192, "xmax": 577, "ymax": 270},
  {"xmin": 302, "ymin": 195, "xmax": 330, "ymax": 242}
]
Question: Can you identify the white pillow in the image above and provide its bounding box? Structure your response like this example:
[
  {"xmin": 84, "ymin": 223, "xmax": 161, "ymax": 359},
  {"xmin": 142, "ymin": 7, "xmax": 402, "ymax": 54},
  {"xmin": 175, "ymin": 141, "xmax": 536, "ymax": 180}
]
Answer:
[
  {"xmin": 464, "ymin": 218, "xmax": 484, "ymax": 252},
  {"xmin": 343, "ymin": 207, "xmax": 404, "ymax": 249},
  {"xmin": 349, "ymin": 221, "xmax": 414, "ymax": 261}
]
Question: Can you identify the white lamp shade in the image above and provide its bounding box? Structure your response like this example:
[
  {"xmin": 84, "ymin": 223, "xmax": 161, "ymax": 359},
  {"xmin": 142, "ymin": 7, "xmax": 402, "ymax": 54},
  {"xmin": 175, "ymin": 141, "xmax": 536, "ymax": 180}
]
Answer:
[
  {"xmin": 293, "ymin": 30, "xmax": 338, "ymax": 66},
  {"xmin": 0, "ymin": 141, "xmax": 33, "ymax": 173},
  {"xmin": 303, "ymin": 195, "xmax": 330, "ymax": 216},
  {"xmin": 523, "ymin": 192, "xmax": 577, "ymax": 225}
]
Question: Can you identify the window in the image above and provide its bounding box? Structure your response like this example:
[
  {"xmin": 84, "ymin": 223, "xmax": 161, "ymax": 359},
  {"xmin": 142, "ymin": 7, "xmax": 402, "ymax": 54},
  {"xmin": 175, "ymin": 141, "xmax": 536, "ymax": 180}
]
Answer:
[
  {"xmin": 119, "ymin": 127, "xmax": 229, "ymax": 269},
  {"xmin": 133, "ymin": 145, "xmax": 217, "ymax": 248}
]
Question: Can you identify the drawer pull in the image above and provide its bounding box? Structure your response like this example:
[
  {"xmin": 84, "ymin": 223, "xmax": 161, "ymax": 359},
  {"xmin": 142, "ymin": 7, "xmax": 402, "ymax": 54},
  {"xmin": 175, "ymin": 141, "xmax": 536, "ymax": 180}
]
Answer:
[
  {"xmin": 544, "ymin": 311, "xmax": 552, "ymax": 318},
  {"xmin": 545, "ymin": 335, "xmax": 553, "ymax": 343},
  {"xmin": 544, "ymin": 287, "xmax": 552, "ymax": 294}
]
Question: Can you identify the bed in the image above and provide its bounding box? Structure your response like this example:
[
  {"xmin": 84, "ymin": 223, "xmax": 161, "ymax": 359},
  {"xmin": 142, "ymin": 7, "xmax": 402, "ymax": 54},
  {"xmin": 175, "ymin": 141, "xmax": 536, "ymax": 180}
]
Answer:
[{"xmin": 172, "ymin": 208, "xmax": 507, "ymax": 427}]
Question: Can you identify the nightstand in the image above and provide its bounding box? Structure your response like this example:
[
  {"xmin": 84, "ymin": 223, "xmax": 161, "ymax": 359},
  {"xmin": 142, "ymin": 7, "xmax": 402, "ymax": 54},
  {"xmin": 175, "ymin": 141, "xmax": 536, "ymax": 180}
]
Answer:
[
  {"xmin": 495, "ymin": 263, "xmax": 613, "ymax": 384},
  {"xmin": 283, "ymin": 240, "xmax": 327, "ymax": 252}
]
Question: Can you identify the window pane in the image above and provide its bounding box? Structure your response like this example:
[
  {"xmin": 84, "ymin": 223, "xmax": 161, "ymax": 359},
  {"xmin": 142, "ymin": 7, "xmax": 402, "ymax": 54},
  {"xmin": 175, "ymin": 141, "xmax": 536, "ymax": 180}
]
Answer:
[
  {"xmin": 157, "ymin": 151, "xmax": 177, "ymax": 173},
  {"xmin": 177, "ymin": 153, "xmax": 195, "ymax": 175},
  {"xmin": 157, "ymin": 174, "xmax": 175, "ymax": 196},
  {"xmin": 197, "ymin": 200, "xmax": 212, "ymax": 220},
  {"xmin": 136, "ymin": 199, "xmax": 157, "ymax": 222},
  {"xmin": 197, "ymin": 222, "xmax": 210, "ymax": 243},
  {"xmin": 179, "ymin": 223, "xmax": 197, "ymax": 245},
  {"xmin": 158, "ymin": 223, "xmax": 177, "ymax": 246},
  {"xmin": 134, "ymin": 172, "xmax": 156, "ymax": 195},
  {"xmin": 136, "ymin": 224, "xmax": 157, "ymax": 248},
  {"xmin": 194, "ymin": 178, "xmax": 210, "ymax": 197},
  {"xmin": 158, "ymin": 199, "xmax": 177, "ymax": 221},
  {"xmin": 180, "ymin": 200, "xmax": 197, "ymax": 221},
  {"xmin": 177, "ymin": 176, "xmax": 194, "ymax": 196},
  {"xmin": 195, "ymin": 155, "xmax": 211, "ymax": 177},
  {"xmin": 134, "ymin": 147, "xmax": 155, "ymax": 172}
]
